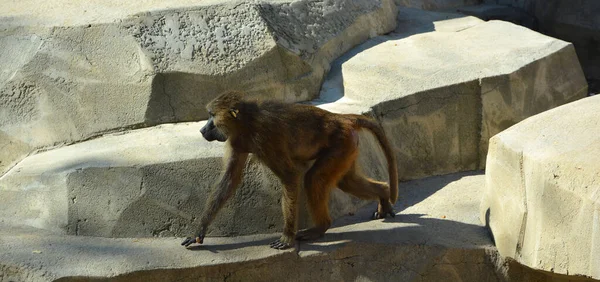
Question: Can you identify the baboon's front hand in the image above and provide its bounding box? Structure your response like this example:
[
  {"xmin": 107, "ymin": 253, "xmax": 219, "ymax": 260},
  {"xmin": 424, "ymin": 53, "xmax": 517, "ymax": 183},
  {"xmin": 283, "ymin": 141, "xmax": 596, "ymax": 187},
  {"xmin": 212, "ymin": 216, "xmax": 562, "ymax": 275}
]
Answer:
[
  {"xmin": 269, "ymin": 235, "xmax": 295, "ymax": 250},
  {"xmin": 181, "ymin": 234, "xmax": 205, "ymax": 247}
]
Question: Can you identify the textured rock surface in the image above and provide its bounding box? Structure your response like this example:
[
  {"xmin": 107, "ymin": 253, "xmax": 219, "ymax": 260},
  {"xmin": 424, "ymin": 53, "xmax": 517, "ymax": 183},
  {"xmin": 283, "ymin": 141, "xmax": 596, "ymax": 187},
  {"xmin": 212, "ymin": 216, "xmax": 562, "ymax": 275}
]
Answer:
[
  {"xmin": 0, "ymin": 3, "xmax": 596, "ymax": 281},
  {"xmin": 0, "ymin": 121, "xmax": 386, "ymax": 237},
  {"xmin": 0, "ymin": 8, "xmax": 587, "ymax": 238},
  {"xmin": 0, "ymin": 172, "xmax": 496, "ymax": 281},
  {"xmin": 2, "ymin": 172, "xmax": 595, "ymax": 282},
  {"xmin": 318, "ymin": 8, "xmax": 587, "ymax": 180},
  {"xmin": 530, "ymin": 0, "xmax": 600, "ymax": 82},
  {"xmin": 481, "ymin": 0, "xmax": 533, "ymax": 10},
  {"xmin": 396, "ymin": 0, "xmax": 480, "ymax": 10},
  {"xmin": 0, "ymin": 0, "xmax": 397, "ymax": 175},
  {"xmin": 481, "ymin": 95, "xmax": 600, "ymax": 279},
  {"xmin": 456, "ymin": 4, "xmax": 537, "ymax": 29},
  {"xmin": 480, "ymin": 0, "xmax": 600, "ymax": 83}
]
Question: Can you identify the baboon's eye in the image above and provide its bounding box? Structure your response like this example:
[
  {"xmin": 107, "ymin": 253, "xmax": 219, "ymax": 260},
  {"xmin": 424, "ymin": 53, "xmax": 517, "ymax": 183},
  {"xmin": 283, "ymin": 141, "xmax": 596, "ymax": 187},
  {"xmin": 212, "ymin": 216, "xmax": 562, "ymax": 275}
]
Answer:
[
  {"xmin": 208, "ymin": 111, "xmax": 215, "ymax": 117},
  {"xmin": 229, "ymin": 108, "xmax": 239, "ymax": 118}
]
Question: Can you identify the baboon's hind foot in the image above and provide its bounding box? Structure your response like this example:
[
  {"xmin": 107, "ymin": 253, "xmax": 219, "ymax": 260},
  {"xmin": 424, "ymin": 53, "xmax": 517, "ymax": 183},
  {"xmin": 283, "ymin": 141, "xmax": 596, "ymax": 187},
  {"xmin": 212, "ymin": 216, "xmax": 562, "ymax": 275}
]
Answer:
[{"xmin": 372, "ymin": 200, "xmax": 396, "ymax": 219}]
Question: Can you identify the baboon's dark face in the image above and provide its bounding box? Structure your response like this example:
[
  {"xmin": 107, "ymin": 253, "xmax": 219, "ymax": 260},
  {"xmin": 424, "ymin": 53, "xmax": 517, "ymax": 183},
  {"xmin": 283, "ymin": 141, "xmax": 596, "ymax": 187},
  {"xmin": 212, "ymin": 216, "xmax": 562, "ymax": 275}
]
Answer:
[
  {"xmin": 200, "ymin": 114, "xmax": 228, "ymax": 142},
  {"xmin": 201, "ymin": 91, "xmax": 243, "ymax": 142}
]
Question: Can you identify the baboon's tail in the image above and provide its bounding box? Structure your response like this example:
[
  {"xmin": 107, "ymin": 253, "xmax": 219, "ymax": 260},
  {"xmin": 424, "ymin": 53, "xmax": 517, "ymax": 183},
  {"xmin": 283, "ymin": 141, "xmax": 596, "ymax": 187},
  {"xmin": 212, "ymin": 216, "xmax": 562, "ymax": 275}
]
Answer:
[{"xmin": 347, "ymin": 114, "xmax": 399, "ymax": 203}]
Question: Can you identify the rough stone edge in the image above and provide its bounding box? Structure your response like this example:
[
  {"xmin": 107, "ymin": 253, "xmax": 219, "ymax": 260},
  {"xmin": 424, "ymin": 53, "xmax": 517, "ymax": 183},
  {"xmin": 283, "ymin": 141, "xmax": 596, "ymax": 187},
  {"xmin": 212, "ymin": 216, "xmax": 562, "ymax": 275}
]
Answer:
[
  {"xmin": 477, "ymin": 42, "xmax": 588, "ymax": 168},
  {"xmin": 3, "ymin": 242, "xmax": 597, "ymax": 282}
]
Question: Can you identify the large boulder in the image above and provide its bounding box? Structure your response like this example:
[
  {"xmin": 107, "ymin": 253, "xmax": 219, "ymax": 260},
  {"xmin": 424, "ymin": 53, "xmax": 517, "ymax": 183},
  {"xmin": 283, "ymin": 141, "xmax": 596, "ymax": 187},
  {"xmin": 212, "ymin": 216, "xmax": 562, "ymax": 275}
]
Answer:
[
  {"xmin": 0, "ymin": 0, "xmax": 397, "ymax": 175},
  {"xmin": 319, "ymin": 8, "xmax": 587, "ymax": 180},
  {"xmin": 481, "ymin": 95, "xmax": 600, "ymax": 279}
]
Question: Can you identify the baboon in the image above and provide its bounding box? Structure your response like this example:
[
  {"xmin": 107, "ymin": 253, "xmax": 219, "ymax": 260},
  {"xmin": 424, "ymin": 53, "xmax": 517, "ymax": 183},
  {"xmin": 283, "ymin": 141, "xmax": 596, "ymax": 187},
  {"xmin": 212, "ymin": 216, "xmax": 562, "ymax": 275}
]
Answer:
[{"xmin": 181, "ymin": 91, "xmax": 398, "ymax": 250}]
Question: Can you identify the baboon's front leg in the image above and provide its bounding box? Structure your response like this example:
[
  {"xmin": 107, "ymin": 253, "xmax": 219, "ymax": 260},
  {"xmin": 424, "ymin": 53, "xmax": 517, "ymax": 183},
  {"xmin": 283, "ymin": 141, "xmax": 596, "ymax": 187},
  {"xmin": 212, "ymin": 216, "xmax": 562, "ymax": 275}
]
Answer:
[
  {"xmin": 182, "ymin": 150, "xmax": 248, "ymax": 247},
  {"xmin": 270, "ymin": 179, "xmax": 300, "ymax": 250}
]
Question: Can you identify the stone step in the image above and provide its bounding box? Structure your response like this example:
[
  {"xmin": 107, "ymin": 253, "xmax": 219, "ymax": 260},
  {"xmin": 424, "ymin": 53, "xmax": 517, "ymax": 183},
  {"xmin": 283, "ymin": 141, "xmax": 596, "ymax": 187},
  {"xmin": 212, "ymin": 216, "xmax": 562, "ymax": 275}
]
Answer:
[
  {"xmin": 1, "ymin": 171, "xmax": 589, "ymax": 281},
  {"xmin": 0, "ymin": 172, "xmax": 489, "ymax": 281}
]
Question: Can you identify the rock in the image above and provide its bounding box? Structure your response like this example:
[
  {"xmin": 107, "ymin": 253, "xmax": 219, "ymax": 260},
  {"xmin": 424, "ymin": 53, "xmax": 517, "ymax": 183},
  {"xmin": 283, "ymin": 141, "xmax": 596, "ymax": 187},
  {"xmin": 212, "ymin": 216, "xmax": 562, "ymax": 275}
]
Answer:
[
  {"xmin": 396, "ymin": 0, "xmax": 480, "ymax": 10},
  {"xmin": 481, "ymin": 0, "xmax": 533, "ymax": 10},
  {"xmin": 319, "ymin": 9, "xmax": 587, "ymax": 180},
  {"xmin": 0, "ymin": 0, "xmax": 397, "ymax": 175},
  {"xmin": 2, "ymin": 172, "xmax": 595, "ymax": 281},
  {"xmin": 0, "ymin": 172, "xmax": 496, "ymax": 281},
  {"xmin": 456, "ymin": 4, "xmax": 537, "ymax": 30},
  {"xmin": 0, "ymin": 7, "xmax": 587, "ymax": 239},
  {"xmin": 395, "ymin": 6, "xmax": 484, "ymax": 36},
  {"xmin": 530, "ymin": 0, "xmax": 600, "ymax": 82},
  {"xmin": 481, "ymin": 95, "xmax": 600, "ymax": 279},
  {"xmin": 479, "ymin": 0, "xmax": 600, "ymax": 83}
]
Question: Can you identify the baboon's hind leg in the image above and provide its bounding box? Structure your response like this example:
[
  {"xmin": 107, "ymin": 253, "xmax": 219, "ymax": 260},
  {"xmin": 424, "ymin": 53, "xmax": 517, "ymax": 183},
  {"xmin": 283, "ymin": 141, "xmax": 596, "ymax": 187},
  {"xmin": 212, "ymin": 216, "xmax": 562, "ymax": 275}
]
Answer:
[
  {"xmin": 337, "ymin": 163, "xmax": 396, "ymax": 219},
  {"xmin": 297, "ymin": 133, "xmax": 358, "ymax": 241}
]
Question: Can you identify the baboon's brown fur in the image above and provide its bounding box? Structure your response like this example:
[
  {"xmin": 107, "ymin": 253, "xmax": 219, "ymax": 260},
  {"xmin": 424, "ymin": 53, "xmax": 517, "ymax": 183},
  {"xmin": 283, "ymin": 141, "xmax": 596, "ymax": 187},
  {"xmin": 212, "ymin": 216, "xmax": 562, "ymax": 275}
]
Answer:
[{"xmin": 181, "ymin": 91, "xmax": 398, "ymax": 250}]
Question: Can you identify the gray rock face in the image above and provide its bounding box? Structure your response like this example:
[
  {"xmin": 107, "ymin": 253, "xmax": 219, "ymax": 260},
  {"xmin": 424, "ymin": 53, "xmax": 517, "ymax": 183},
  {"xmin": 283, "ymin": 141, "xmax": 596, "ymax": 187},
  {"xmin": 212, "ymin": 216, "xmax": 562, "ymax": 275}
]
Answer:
[
  {"xmin": 0, "ymin": 0, "xmax": 397, "ymax": 175},
  {"xmin": 319, "ymin": 9, "xmax": 587, "ymax": 180},
  {"xmin": 482, "ymin": 0, "xmax": 533, "ymax": 9},
  {"xmin": 396, "ymin": 0, "xmax": 480, "ymax": 10},
  {"xmin": 456, "ymin": 4, "xmax": 537, "ymax": 30},
  {"xmin": 477, "ymin": 0, "xmax": 600, "ymax": 85},
  {"xmin": 0, "ymin": 172, "xmax": 498, "ymax": 281},
  {"xmin": 1, "ymin": 172, "xmax": 594, "ymax": 282},
  {"xmin": 530, "ymin": 0, "xmax": 600, "ymax": 82},
  {"xmin": 0, "ymin": 8, "xmax": 588, "ymax": 239},
  {"xmin": 0, "ymin": 4, "xmax": 595, "ymax": 280},
  {"xmin": 481, "ymin": 95, "xmax": 600, "ymax": 279}
]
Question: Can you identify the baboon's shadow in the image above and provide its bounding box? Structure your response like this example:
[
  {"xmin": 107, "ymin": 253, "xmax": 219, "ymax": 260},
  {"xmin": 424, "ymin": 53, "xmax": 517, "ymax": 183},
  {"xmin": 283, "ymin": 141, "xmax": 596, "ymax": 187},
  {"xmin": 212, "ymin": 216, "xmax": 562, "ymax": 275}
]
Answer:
[{"xmin": 191, "ymin": 171, "xmax": 492, "ymax": 254}]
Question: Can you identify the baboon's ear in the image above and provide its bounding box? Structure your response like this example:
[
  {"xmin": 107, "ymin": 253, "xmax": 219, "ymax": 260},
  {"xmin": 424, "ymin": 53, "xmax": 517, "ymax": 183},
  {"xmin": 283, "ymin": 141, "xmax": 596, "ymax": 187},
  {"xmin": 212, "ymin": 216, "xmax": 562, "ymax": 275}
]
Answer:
[{"xmin": 229, "ymin": 108, "xmax": 239, "ymax": 118}]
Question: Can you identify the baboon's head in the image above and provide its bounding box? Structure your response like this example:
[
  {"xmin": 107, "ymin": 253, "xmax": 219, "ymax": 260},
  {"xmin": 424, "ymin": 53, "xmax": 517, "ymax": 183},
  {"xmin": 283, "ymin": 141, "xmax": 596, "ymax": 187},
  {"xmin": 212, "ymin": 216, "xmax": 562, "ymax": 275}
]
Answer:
[{"xmin": 200, "ymin": 91, "xmax": 244, "ymax": 142}]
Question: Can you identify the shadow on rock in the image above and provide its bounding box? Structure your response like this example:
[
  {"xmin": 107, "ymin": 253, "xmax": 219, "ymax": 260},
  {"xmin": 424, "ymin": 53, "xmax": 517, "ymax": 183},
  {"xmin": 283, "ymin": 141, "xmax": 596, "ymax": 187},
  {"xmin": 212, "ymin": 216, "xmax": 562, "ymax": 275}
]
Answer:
[
  {"xmin": 300, "ymin": 212, "xmax": 492, "ymax": 254},
  {"xmin": 185, "ymin": 236, "xmax": 279, "ymax": 253}
]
